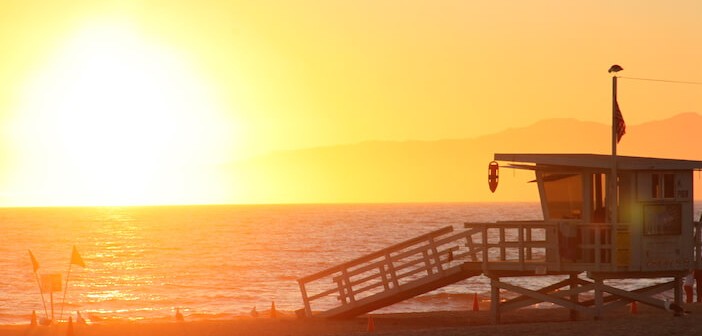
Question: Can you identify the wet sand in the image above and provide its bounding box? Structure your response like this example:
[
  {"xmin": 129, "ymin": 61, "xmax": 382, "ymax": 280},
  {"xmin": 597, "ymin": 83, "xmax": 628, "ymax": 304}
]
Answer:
[{"xmin": 2, "ymin": 303, "xmax": 701, "ymax": 336}]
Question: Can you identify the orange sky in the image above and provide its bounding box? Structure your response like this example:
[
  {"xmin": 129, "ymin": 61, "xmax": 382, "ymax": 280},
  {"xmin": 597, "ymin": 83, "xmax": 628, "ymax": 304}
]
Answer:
[{"xmin": 1, "ymin": 1, "xmax": 701, "ymax": 206}]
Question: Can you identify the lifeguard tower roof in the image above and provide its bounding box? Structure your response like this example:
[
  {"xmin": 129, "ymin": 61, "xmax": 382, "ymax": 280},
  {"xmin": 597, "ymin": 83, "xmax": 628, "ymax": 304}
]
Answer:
[{"xmin": 495, "ymin": 153, "xmax": 702, "ymax": 170}]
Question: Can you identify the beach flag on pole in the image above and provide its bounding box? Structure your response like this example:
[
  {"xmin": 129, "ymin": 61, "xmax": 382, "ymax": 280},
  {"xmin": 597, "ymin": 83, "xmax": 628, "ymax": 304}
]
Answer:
[
  {"xmin": 70, "ymin": 246, "xmax": 85, "ymax": 268},
  {"xmin": 29, "ymin": 250, "xmax": 40, "ymax": 273},
  {"xmin": 614, "ymin": 100, "xmax": 626, "ymax": 143},
  {"xmin": 60, "ymin": 246, "xmax": 85, "ymax": 322},
  {"xmin": 28, "ymin": 250, "xmax": 49, "ymax": 320}
]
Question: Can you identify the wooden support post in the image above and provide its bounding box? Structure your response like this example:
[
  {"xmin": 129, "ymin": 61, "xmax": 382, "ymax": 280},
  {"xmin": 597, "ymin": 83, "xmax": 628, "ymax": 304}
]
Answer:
[
  {"xmin": 594, "ymin": 278, "xmax": 603, "ymax": 320},
  {"xmin": 490, "ymin": 277, "xmax": 500, "ymax": 324},
  {"xmin": 695, "ymin": 222, "xmax": 702, "ymax": 267},
  {"xmin": 594, "ymin": 226, "xmax": 602, "ymax": 269},
  {"xmin": 674, "ymin": 276, "xmax": 683, "ymax": 307},
  {"xmin": 569, "ymin": 273, "xmax": 579, "ymax": 321}
]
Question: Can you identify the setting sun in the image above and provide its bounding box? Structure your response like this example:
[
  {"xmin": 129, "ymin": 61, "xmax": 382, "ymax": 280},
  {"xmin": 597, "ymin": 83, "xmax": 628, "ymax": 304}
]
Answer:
[{"xmin": 7, "ymin": 20, "xmax": 237, "ymax": 205}]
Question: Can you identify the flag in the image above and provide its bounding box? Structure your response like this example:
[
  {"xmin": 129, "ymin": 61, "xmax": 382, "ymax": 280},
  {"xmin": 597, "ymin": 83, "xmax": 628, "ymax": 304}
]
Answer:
[
  {"xmin": 71, "ymin": 246, "xmax": 85, "ymax": 268},
  {"xmin": 614, "ymin": 100, "xmax": 626, "ymax": 143},
  {"xmin": 28, "ymin": 250, "xmax": 39, "ymax": 273}
]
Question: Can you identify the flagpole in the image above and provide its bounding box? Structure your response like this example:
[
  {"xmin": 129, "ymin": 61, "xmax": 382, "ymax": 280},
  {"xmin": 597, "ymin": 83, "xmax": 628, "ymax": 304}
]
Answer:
[
  {"xmin": 60, "ymin": 246, "xmax": 85, "ymax": 322},
  {"xmin": 29, "ymin": 250, "xmax": 49, "ymax": 320},
  {"xmin": 33, "ymin": 270, "xmax": 49, "ymax": 320},
  {"xmin": 610, "ymin": 71, "xmax": 619, "ymax": 269},
  {"xmin": 59, "ymin": 261, "xmax": 72, "ymax": 322}
]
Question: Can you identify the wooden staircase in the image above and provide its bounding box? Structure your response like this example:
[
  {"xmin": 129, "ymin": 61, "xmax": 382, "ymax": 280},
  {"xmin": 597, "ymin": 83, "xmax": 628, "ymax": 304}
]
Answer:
[
  {"xmin": 297, "ymin": 226, "xmax": 481, "ymax": 319},
  {"xmin": 299, "ymin": 220, "xmax": 702, "ymax": 322}
]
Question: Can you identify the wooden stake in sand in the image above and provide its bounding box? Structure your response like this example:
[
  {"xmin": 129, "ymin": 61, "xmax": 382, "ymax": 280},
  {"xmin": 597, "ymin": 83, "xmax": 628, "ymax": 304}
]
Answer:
[
  {"xmin": 66, "ymin": 316, "xmax": 74, "ymax": 336},
  {"xmin": 367, "ymin": 315, "xmax": 375, "ymax": 333},
  {"xmin": 473, "ymin": 293, "xmax": 479, "ymax": 311}
]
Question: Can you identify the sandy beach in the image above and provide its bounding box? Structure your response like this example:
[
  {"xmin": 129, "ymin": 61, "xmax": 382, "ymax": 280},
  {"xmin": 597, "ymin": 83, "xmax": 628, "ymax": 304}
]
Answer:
[{"xmin": 2, "ymin": 303, "xmax": 701, "ymax": 336}]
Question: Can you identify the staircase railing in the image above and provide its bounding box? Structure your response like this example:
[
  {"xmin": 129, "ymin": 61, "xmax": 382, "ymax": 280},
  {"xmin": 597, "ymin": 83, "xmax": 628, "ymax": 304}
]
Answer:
[
  {"xmin": 297, "ymin": 225, "xmax": 473, "ymax": 317},
  {"xmin": 463, "ymin": 221, "xmax": 621, "ymax": 272}
]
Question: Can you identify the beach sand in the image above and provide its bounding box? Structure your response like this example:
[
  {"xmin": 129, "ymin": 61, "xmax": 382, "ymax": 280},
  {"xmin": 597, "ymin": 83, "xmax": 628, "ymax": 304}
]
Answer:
[{"xmin": 3, "ymin": 303, "xmax": 701, "ymax": 336}]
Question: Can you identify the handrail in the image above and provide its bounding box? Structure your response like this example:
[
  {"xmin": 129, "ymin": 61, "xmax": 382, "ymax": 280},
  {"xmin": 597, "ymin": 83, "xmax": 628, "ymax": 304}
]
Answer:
[
  {"xmin": 297, "ymin": 225, "xmax": 469, "ymax": 317},
  {"xmin": 298, "ymin": 226, "xmax": 453, "ymax": 283},
  {"xmin": 462, "ymin": 221, "xmax": 619, "ymax": 271}
]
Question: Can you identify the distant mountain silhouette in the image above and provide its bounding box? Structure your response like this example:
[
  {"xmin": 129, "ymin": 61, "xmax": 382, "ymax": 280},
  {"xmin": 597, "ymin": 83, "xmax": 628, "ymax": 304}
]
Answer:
[{"xmin": 229, "ymin": 113, "xmax": 702, "ymax": 203}]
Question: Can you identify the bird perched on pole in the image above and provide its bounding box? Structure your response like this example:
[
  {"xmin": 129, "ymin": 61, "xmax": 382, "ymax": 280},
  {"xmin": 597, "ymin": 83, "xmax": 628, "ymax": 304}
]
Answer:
[{"xmin": 608, "ymin": 64, "xmax": 623, "ymax": 73}]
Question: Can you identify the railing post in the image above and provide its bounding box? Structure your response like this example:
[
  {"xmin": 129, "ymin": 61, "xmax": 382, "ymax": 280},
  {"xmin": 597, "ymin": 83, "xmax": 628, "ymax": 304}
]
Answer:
[
  {"xmin": 298, "ymin": 280, "xmax": 313, "ymax": 318},
  {"xmin": 526, "ymin": 227, "xmax": 533, "ymax": 260},
  {"xmin": 594, "ymin": 225, "xmax": 601, "ymax": 270},
  {"xmin": 518, "ymin": 225, "xmax": 525, "ymax": 267},
  {"xmin": 341, "ymin": 269, "xmax": 355, "ymax": 303},
  {"xmin": 385, "ymin": 253, "xmax": 400, "ymax": 289},
  {"xmin": 423, "ymin": 250, "xmax": 433, "ymax": 275},
  {"xmin": 379, "ymin": 265, "xmax": 390, "ymax": 290},
  {"xmin": 336, "ymin": 278, "xmax": 348, "ymax": 305},
  {"xmin": 466, "ymin": 231, "xmax": 478, "ymax": 262},
  {"xmin": 429, "ymin": 237, "xmax": 444, "ymax": 273},
  {"xmin": 499, "ymin": 227, "xmax": 506, "ymax": 261},
  {"xmin": 482, "ymin": 225, "xmax": 489, "ymax": 271}
]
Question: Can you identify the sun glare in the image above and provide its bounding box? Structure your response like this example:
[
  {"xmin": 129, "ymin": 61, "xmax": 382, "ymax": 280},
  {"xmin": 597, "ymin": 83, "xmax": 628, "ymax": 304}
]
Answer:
[{"xmin": 9, "ymin": 21, "xmax": 237, "ymax": 206}]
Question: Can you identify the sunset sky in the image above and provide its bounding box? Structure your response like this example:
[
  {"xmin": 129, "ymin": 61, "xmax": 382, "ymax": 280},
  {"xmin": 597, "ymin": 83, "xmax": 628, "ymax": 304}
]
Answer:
[{"xmin": 1, "ymin": 1, "xmax": 701, "ymax": 206}]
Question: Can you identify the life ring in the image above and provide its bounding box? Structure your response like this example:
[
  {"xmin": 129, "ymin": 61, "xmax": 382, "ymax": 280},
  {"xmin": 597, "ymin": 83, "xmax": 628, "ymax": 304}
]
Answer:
[{"xmin": 488, "ymin": 161, "xmax": 499, "ymax": 193}]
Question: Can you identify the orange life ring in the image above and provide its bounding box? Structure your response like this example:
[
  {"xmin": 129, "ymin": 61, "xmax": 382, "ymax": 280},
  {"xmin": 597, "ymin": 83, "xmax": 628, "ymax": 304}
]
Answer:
[{"xmin": 488, "ymin": 161, "xmax": 499, "ymax": 193}]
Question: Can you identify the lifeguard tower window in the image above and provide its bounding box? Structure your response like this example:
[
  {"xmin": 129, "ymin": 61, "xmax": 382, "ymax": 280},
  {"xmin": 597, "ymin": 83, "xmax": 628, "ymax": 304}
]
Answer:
[
  {"xmin": 651, "ymin": 173, "xmax": 675, "ymax": 199},
  {"xmin": 543, "ymin": 173, "xmax": 583, "ymax": 220},
  {"xmin": 643, "ymin": 203, "xmax": 682, "ymax": 235}
]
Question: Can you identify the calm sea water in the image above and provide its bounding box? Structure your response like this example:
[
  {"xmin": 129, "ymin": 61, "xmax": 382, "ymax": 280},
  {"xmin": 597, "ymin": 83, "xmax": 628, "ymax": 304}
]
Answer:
[{"xmin": 0, "ymin": 202, "xmax": 697, "ymax": 324}]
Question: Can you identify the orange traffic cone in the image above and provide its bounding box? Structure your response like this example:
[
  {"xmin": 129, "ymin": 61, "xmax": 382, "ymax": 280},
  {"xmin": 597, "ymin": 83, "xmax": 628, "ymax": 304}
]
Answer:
[
  {"xmin": 30, "ymin": 310, "xmax": 37, "ymax": 326},
  {"xmin": 367, "ymin": 315, "xmax": 375, "ymax": 333},
  {"xmin": 472, "ymin": 293, "xmax": 479, "ymax": 311},
  {"xmin": 66, "ymin": 316, "xmax": 74, "ymax": 336},
  {"xmin": 630, "ymin": 301, "xmax": 638, "ymax": 314},
  {"xmin": 270, "ymin": 301, "xmax": 277, "ymax": 319}
]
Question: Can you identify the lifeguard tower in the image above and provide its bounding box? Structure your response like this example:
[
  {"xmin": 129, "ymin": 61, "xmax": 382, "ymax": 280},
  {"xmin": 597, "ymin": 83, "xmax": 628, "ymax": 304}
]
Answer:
[
  {"xmin": 470, "ymin": 152, "xmax": 702, "ymax": 322},
  {"xmin": 296, "ymin": 67, "xmax": 702, "ymax": 322}
]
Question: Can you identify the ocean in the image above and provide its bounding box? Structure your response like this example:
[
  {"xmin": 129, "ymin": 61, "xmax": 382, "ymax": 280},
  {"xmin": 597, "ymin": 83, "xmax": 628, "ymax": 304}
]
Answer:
[{"xmin": 0, "ymin": 202, "xmax": 696, "ymax": 324}]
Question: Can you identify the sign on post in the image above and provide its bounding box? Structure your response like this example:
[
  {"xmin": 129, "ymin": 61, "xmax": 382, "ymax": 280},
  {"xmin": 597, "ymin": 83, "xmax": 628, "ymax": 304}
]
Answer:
[{"xmin": 41, "ymin": 274, "xmax": 62, "ymax": 293}]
